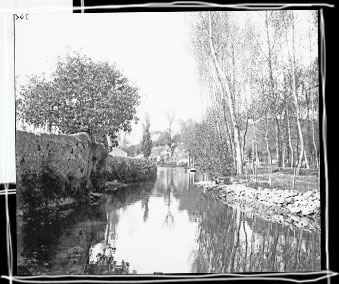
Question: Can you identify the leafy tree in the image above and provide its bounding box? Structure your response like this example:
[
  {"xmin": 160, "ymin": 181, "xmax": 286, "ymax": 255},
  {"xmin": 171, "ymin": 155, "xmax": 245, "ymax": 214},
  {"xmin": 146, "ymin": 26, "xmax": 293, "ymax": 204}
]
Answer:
[
  {"xmin": 180, "ymin": 117, "xmax": 233, "ymax": 179},
  {"xmin": 141, "ymin": 113, "xmax": 152, "ymax": 159},
  {"xmin": 124, "ymin": 144, "xmax": 141, "ymax": 157},
  {"xmin": 152, "ymin": 131, "xmax": 170, "ymax": 147},
  {"xmin": 190, "ymin": 11, "xmax": 319, "ymax": 176},
  {"xmin": 17, "ymin": 53, "xmax": 140, "ymax": 147}
]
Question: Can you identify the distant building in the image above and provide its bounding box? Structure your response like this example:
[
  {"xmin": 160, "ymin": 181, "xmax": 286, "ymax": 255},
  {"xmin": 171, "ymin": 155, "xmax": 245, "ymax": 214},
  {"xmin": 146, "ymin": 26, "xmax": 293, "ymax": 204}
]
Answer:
[
  {"xmin": 133, "ymin": 153, "xmax": 145, "ymax": 159},
  {"xmin": 108, "ymin": 148, "xmax": 128, "ymax": 157}
]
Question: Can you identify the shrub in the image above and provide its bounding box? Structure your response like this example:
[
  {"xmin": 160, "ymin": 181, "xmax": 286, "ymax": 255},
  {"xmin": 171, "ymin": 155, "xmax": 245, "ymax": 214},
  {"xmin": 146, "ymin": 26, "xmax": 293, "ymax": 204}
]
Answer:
[{"xmin": 20, "ymin": 163, "xmax": 64, "ymax": 210}]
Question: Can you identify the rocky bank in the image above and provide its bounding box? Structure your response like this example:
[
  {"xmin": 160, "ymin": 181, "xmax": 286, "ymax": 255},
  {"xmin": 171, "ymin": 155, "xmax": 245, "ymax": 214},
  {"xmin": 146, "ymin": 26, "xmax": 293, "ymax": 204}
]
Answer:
[{"xmin": 201, "ymin": 182, "xmax": 321, "ymax": 232}]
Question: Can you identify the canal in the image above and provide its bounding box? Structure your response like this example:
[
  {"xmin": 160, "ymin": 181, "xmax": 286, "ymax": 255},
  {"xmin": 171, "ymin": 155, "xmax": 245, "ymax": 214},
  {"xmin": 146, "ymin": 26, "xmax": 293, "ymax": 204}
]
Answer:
[{"xmin": 17, "ymin": 167, "xmax": 321, "ymax": 275}]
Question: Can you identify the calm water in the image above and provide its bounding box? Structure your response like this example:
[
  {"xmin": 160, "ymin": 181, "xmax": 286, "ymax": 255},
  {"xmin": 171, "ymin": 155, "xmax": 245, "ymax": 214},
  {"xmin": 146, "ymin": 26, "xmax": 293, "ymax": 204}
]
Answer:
[{"xmin": 17, "ymin": 167, "xmax": 321, "ymax": 275}]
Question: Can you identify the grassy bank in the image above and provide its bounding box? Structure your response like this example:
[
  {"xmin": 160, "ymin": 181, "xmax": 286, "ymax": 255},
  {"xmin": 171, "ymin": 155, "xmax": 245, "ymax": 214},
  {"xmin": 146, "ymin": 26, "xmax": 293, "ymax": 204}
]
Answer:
[{"xmin": 236, "ymin": 166, "xmax": 319, "ymax": 193}]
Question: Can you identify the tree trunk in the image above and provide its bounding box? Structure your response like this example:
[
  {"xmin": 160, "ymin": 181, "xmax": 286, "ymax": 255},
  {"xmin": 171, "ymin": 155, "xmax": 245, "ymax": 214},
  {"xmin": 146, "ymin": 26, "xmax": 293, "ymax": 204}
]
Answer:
[
  {"xmin": 212, "ymin": 105, "xmax": 229, "ymax": 166},
  {"xmin": 265, "ymin": 12, "xmax": 282, "ymax": 170},
  {"xmin": 252, "ymin": 117, "xmax": 260, "ymax": 168},
  {"xmin": 305, "ymin": 88, "xmax": 312, "ymax": 166},
  {"xmin": 310, "ymin": 87, "xmax": 319, "ymax": 169},
  {"xmin": 249, "ymin": 46, "xmax": 259, "ymax": 169},
  {"xmin": 242, "ymin": 113, "xmax": 249, "ymax": 162},
  {"xmin": 308, "ymin": 19, "xmax": 319, "ymax": 169},
  {"xmin": 265, "ymin": 113, "xmax": 272, "ymax": 186},
  {"xmin": 219, "ymin": 95, "xmax": 236, "ymax": 168},
  {"xmin": 223, "ymin": 106, "xmax": 236, "ymax": 168},
  {"xmin": 282, "ymin": 142, "xmax": 286, "ymax": 168},
  {"xmin": 290, "ymin": 11, "xmax": 309, "ymax": 174},
  {"xmin": 208, "ymin": 12, "xmax": 243, "ymax": 175},
  {"xmin": 252, "ymin": 140, "xmax": 255, "ymax": 176},
  {"xmin": 274, "ymin": 115, "xmax": 282, "ymax": 168}
]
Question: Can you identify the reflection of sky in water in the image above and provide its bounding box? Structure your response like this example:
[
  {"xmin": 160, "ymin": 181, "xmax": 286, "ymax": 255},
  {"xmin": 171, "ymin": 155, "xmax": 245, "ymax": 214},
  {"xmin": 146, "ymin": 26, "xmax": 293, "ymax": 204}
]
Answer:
[
  {"xmin": 18, "ymin": 167, "xmax": 321, "ymax": 275},
  {"xmin": 108, "ymin": 194, "xmax": 199, "ymax": 273}
]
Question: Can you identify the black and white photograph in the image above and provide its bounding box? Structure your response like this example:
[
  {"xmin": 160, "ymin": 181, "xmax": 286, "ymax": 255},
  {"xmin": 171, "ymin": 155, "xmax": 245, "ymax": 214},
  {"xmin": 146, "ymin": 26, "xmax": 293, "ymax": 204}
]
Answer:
[{"xmin": 13, "ymin": 9, "xmax": 322, "ymax": 276}]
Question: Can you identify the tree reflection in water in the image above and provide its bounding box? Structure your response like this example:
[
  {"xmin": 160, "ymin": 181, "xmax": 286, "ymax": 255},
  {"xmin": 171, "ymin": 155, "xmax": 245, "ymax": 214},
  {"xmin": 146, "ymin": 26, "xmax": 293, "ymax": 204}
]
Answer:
[
  {"xmin": 84, "ymin": 180, "xmax": 157, "ymax": 274},
  {"xmin": 18, "ymin": 168, "xmax": 320, "ymax": 275},
  {"xmin": 85, "ymin": 243, "xmax": 135, "ymax": 274},
  {"xmin": 164, "ymin": 169, "xmax": 175, "ymax": 230},
  {"xmin": 191, "ymin": 193, "xmax": 321, "ymax": 273}
]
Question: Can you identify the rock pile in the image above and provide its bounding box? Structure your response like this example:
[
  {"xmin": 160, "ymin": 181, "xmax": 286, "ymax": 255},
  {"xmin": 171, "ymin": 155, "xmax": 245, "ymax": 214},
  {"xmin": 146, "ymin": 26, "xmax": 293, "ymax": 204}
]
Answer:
[{"xmin": 204, "ymin": 183, "xmax": 320, "ymax": 232}]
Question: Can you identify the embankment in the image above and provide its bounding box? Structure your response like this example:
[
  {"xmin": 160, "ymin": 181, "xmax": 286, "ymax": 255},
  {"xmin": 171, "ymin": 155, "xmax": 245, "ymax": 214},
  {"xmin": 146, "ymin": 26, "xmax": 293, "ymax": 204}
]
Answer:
[
  {"xmin": 202, "ymin": 183, "xmax": 320, "ymax": 232},
  {"xmin": 105, "ymin": 156, "xmax": 157, "ymax": 183},
  {"xmin": 16, "ymin": 131, "xmax": 157, "ymax": 210}
]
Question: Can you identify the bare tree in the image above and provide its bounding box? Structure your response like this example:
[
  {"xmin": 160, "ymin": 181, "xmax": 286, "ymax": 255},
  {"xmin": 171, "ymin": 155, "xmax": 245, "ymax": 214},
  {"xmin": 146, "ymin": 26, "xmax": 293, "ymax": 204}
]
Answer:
[{"xmin": 165, "ymin": 108, "xmax": 176, "ymax": 155}]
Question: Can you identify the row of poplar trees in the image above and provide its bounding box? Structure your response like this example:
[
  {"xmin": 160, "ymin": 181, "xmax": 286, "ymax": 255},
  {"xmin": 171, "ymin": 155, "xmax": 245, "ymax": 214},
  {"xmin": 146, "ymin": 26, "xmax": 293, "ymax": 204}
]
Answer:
[{"xmin": 188, "ymin": 10, "xmax": 319, "ymax": 176}]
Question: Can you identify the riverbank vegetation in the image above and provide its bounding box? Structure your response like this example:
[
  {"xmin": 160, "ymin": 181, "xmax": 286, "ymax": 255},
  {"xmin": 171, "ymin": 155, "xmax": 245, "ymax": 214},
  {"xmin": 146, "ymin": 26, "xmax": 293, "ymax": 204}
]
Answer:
[
  {"xmin": 118, "ymin": 11, "xmax": 320, "ymax": 193},
  {"xmin": 180, "ymin": 10, "xmax": 319, "ymax": 184},
  {"xmin": 16, "ymin": 53, "xmax": 158, "ymax": 210}
]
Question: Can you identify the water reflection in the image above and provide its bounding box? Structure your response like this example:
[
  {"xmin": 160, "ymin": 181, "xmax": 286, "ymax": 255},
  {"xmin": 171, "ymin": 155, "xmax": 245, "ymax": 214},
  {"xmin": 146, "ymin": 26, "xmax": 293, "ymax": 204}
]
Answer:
[
  {"xmin": 17, "ymin": 167, "xmax": 320, "ymax": 275},
  {"xmin": 191, "ymin": 194, "xmax": 321, "ymax": 273}
]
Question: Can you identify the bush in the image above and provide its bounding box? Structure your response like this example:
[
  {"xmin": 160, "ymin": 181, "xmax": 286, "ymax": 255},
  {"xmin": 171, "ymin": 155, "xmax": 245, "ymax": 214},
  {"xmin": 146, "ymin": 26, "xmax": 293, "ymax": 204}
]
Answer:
[
  {"xmin": 20, "ymin": 164, "xmax": 64, "ymax": 210},
  {"xmin": 105, "ymin": 156, "xmax": 157, "ymax": 183},
  {"xmin": 19, "ymin": 162, "xmax": 92, "ymax": 210}
]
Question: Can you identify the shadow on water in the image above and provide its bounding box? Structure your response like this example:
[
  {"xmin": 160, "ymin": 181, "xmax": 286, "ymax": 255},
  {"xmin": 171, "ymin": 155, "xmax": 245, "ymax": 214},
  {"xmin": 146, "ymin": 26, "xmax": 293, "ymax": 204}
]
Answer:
[{"xmin": 17, "ymin": 167, "xmax": 320, "ymax": 275}]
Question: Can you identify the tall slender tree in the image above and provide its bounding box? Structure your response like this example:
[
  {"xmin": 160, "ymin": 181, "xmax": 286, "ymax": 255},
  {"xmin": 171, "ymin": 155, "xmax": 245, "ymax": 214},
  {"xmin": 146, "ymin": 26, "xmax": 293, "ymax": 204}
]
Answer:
[{"xmin": 141, "ymin": 112, "xmax": 152, "ymax": 159}]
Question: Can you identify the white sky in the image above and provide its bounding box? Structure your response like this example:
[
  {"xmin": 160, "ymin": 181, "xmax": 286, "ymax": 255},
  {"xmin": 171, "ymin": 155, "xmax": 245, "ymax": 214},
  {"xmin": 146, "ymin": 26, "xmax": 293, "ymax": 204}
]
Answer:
[
  {"xmin": 15, "ymin": 12, "xmax": 205, "ymax": 145},
  {"xmin": 15, "ymin": 11, "xmax": 316, "ymax": 145},
  {"xmin": 1, "ymin": 9, "xmax": 317, "ymax": 183}
]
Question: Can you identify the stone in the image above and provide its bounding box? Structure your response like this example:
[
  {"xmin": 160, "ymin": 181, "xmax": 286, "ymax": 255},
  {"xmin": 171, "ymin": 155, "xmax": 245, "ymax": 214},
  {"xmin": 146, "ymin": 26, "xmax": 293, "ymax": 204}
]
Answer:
[
  {"xmin": 286, "ymin": 191, "xmax": 298, "ymax": 197},
  {"xmin": 290, "ymin": 214, "xmax": 301, "ymax": 222},
  {"xmin": 293, "ymin": 221, "xmax": 303, "ymax": 228},
  {"xmin": 285, "ymin": 217, "xmax": 292, "ymax": 223},
  {"xmin": 271, "ymin": 196, "xmax": 284, "ymax": 204},
  {"xmin": 299, "ymin": 217, "xmax": 310, "ymax": 226},
  {"xmin": 105, "ymin": 180, "xmax": 118, "ymax": 186},
  {"xmin": 288, "ymin": 205, "xmax": 302, "ymax": 214},
  {"xmin": 303, "ymin": 191, "xmax": 314, "ymax": 198},
  {"xmin": 271, "ymin": 214, "xmax": 285, "ymax": 223},
  {"xmin": 284, "ymin": 197, "xmax": 293, "ymax": 204},
  {"xmin": 313, "ymin": 193, "xmax": 320, "ymax": 200},
  {"xmin": 89, "ymin": 192, "xmax": 103, "ymax": 198},
  {"xmin": 301, "ymin": 207, "xmax": 314, "ymax": 216}
]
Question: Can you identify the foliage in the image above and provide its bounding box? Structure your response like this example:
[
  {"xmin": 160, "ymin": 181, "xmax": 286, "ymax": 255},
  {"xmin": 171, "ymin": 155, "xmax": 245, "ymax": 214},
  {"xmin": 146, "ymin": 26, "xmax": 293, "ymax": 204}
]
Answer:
[
  {"xmin": 141, "ymin": 113, "xmax": 152, "ymax": 159},
  {"xmin": 17, "ymin": 53, "xmax": 140, "ymax": 147},
  {"xmin": 123, "ymin": 144, "xmax": 141, "ymax": 157},
  {"xmin": 105, "ymin": 156, "xmax": 157, "ymax": 183},
  {"xmin": 180, "ymin": 116, "xmax": 233, "ymax": 179},
  {"xmin": 19, "ymin": 161, "xmax": 93, "ymax": 210},
  {"xmin": 189, "ymin": 11, "xmax": 319, "ymax": 174},
  {"xmin": 86, "ymin": 244, "xmax": 133, "ymax": 275},
  {"xmin": 20, "ymin": 164, "xmax": 65, "ymax": 210},
  {"xmin": 152, "ymin": 131, "xmax": 170, "ymax": 147},
  {"xmin": 151, "ymin": 131, "xmax": 181, "ymax": 148}
]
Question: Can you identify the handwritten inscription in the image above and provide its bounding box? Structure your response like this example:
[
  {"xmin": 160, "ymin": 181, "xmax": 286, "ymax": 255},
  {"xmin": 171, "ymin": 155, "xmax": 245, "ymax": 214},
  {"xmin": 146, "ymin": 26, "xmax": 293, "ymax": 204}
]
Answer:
[{"xmin": 14, "ymin": 14, "xmax": 29, "ymax": 21}]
